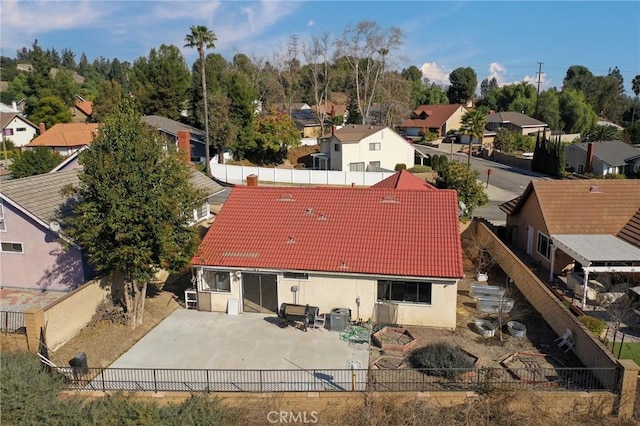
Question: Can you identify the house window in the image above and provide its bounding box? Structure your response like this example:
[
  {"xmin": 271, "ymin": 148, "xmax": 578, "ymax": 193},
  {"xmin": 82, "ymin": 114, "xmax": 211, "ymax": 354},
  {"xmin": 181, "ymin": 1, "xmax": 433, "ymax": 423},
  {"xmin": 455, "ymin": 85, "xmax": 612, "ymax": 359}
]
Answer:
[
  {"xmin": 334, "ymin": 143, "xmax": 340, "ymax": 152},
  {"xmin": 1, "ymin": 242, "xmax": 23, "ymax": 253},
  {"xmin": 369, "ymin": 142, "xmax": 381, "ymax": 151},
  {"xmin": 577, "ymin": 163, "xmax": 584, "ymax": 173},
  {"xmin": 201, "ymin": 270, "xmax": 231, "ymax": 292},
  {"xmin": 3, "ymin": 128, "xmax": 14, "ymax": 136},
  {"xmin": 194, "ymin": 203, "xmax": 208, "ymax": 221},
  {"xmin": 377, "ymin": 280, "xmax": 432, "ymax": 304},
  {"xmin": 0, "ymin": 201, "xmax": 5, "ymax": 231},
  {"xmin": 16, "ymin": 127, "xmax": 26, "ymax": 132},
  {"xmin": 537, "ymin": 232, "xmax": 551, "ymax": 260},
  {"xmin": 349, "ymin": 162, "xmax": 365, "ymax": 172},
  {"xmin": 369, "ymin": 161, "xmax": 381, "ymax": 170},
  {"xmin": 283, "ymin": 272, "xmax": 309, "ymax": 280}
]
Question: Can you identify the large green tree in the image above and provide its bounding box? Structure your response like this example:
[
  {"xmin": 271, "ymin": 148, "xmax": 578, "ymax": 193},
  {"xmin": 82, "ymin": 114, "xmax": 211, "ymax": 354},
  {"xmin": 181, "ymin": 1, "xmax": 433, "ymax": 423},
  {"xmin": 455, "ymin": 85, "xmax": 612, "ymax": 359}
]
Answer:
[
  {"xmin": 28, "ymin": 95, "xmax": 72, "ymax": 128},
  {"xmin": 64, "ymin": 99, "xmax": 201, "ymax": 327},
  {"xmin": 130, "ymin": 44, "xmax": 190, "ymax": 120},
  {"xmin": 632, "ymin": 74, "xmax": 640, "ymax": 124},
  {"xmin": 447, "ymin": 67, "xmax": 477, "ymax": 105},
  {"xmin": 583, "ymin": 124, "xmax": 621, "ymax": 142},
  {"xmin": 249, "ymin": 108, "xmax": 300, "ymax": 164},
  {"xmin": 436, "ymin": 161, "xmax": 488, "ymax": 220},
  {"xmin": 460, "ymin": 110, "xmax": 487, "ymax": 166},
  {"xmin": 185, "ymin": 25, "xmax": 217, "ymax": 175},
  {"xmin": 9, "ymin": 147, "xmax": 63, "ymax": 178},
  {"xmin": 536, "ymin": 89, "xmax": 561, "ymax": 130},
  {"xmin": 559, "ymin": 89, "xmax": 597, "ymax": 134}
]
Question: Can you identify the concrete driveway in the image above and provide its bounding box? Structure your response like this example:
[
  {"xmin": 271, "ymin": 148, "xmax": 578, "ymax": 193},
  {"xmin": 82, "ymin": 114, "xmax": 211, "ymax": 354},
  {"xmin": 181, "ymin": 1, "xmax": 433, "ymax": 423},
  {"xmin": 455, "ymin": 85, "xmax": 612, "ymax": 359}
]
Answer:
[{"xmin": 108, "ymin": 309, "xmax": 369, "ymax": 371}]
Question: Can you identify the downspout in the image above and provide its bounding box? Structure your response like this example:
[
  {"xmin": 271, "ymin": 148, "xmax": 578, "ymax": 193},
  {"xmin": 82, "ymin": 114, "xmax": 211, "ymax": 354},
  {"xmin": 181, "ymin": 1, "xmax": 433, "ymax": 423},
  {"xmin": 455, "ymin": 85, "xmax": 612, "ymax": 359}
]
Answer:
[
  {"xmin": 581, "ymin": 266, "xmax": 591, "ymax": 310},
  {"xmin": 548, "ymin": 242, "xmax": 557, "ymax": 283}
]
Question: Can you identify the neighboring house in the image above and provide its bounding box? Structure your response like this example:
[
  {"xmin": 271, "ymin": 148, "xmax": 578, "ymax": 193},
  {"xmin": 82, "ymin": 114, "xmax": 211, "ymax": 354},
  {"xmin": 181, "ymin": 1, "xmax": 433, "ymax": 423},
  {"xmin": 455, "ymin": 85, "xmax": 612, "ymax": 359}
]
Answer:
[
  {"xmin": 565, "ymin": 140, "xmax": 640, "ymax": 176},
  {"xmin": 398, "ymin": 104, "xmax": 468, "ymax": 138},
  {"xmin": 1, "ymin": 112, "xmax": 39, "ymax": 148},
  {"xmin": 0, "ymin": 101, "xmax": 20, "ymax": 113},
  {"xmin": 313, "ymin": 102, "xmax": 347, "ymax": 124},
  {"xmin": 26, "ymin": 122, "xmax": 98, "ymax": 157},
  {"xmin": 371, "ymin": 169, "xmax": 437, "ymax": 191},
  {"xmin": 485, "ymin": 112, "xmax": 548, "ymax": 137},
  {"xmin": 499, "ymin": 179, "xmax": 640, "ymax": 284},
  {"xmin": 316, "ymin": 124, "xmax": 414, "ymax": 171},
  {"xmin": 1, "ymin": 170, "xmax": 91, "ymax": 292},
  {"xmin": 0, "ymin": 166, "xmax": 224, "ymax": 292},
  {"xmin": 142, "ymin": 115, "xmax": 206, "ymax": 164},
  {"xmin": 289, "ymin": 108, "xmax": 324, "ymax": 138},
  {"xmin": 70, "ymin": 97, "xmax": 93, "ymax": 123},
  {"xmin": 190, "ymin": 179, "xmax": 463, "ymax": 327}
]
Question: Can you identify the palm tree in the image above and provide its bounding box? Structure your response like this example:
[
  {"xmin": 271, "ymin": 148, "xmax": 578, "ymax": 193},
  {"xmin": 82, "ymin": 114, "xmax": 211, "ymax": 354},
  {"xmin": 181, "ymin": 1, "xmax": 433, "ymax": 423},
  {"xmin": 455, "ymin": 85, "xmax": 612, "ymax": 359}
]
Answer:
[
  {"xmin": 460, "ymin": 110, "xmax": 487, "ymax": 166},
  {"xmin": 631, "ymin": 74, "xmax": 640, "ymax": 124},
  {"xmin": 185, "ymin": 25, "xmax": 217, "ymax": 176},
  {"xmin": 583, "ymin": 124, "xmax": 620, "ymax": 142}
]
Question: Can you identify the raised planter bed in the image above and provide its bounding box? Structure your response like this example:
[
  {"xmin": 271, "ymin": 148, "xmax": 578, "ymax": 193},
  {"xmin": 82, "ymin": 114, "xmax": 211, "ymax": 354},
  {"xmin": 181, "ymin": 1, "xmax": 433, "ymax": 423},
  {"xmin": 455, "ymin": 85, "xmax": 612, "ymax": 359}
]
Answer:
[
  {"xmin": 500, "ymin": 352, "xmax": 564, "ymax": 386},
  {"xmin": 372, "ymin": 326, "xmax": 417, "ymax": 352},
  {"xmin": 372, "ymin": 355, "xmax": 405, "ymax": 369}
]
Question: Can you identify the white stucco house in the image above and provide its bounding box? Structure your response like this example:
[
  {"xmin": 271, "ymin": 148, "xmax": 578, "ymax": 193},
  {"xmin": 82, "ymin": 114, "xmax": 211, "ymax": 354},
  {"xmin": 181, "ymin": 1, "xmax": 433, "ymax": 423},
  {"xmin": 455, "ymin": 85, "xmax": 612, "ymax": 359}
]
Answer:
[
  {"xmin": 1, "ymin": 112, "xmax": 39, "ymax": 148},
  {"xmin": 314, "ymin": 125, "xmax": 415, "ymax": 172},
  {"xmin": 190, "ymin": 173, "xmax": 464, "ymax": 328}
]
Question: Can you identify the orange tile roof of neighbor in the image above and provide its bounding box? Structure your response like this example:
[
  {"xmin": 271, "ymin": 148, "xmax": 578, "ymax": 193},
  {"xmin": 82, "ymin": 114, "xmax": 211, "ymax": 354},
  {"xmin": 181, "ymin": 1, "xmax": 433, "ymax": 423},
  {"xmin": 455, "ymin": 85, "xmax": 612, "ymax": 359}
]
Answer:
[
  {"xmin": 75, "ymin": 100, "xmax": 93, "ymax": 116},
  {"xmin": 504, "ymin": 179, "xmax": 640, "ymax": 235},
  {"xmin": 192, "ymin": 186, "xmax": 463, "ymax": 279},
  {"xmin": 400, "ymin": 104, "xmax": 465, "ymax": 129},
  {"xmin": 27, "ymin": 122, "xmax": 98, "ymax": 148},
  {"xmin": 371, "ymin": 170, "xmax": 437, "ymax": 191}
]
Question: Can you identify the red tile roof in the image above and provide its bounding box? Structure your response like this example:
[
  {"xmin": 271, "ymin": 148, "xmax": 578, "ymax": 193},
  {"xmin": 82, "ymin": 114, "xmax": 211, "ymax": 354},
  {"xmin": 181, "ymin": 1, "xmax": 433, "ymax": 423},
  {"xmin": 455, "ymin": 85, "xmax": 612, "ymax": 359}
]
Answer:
[
  {"xmin": 372, "ymin": 170, "xmax": 437, "ymax": 191},
  {"xmin": 27, "ymin": 123, "xmax": 98, "ymax": 148},
  {"xmin": 400, "ymin": 104, "xmax": 465, "ymax": 129},
  {"xmin": 75, "ymin": 100, "xmax": 93, "ymax": 116},
  {"xmin": 192, "ymin": 186, "xmax": 463, "ymax": 279}
]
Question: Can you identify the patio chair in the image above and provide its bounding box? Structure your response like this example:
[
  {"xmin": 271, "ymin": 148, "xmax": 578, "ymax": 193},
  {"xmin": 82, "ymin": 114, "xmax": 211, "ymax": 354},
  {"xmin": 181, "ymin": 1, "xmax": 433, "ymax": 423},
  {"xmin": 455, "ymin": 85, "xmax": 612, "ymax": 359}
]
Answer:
[{"xmin": 554, "ymin": 329, "xmax": 575, "ymax": 353}]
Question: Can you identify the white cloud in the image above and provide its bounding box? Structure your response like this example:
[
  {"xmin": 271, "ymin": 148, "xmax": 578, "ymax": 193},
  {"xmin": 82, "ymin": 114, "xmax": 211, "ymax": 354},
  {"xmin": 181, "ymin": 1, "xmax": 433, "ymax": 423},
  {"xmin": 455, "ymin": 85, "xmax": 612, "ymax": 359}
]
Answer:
[
  {"xmin": 420, "ymin": 62, "xmax": 450, "ymax": 85},
  {"xmin": 307, "ymin": 20, "xmax": 315, "ymax": 27},
  {"xmin": 523, "ymin": 73, "xmax": 551, "ymax": 90},
  {"xmin": 487, "ymin": 62, "xmax": 508, "ymax": 85}
]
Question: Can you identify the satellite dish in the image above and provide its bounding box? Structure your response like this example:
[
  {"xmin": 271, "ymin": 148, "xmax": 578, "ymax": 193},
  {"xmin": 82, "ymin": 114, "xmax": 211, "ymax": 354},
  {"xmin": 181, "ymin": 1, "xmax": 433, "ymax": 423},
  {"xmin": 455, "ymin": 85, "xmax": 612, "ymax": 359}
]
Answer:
[
  {"xmin": 346, "ymin": 359, "xmax": 362, "ymax": 370},
  {"xmin": 49, "ymin": 221, "xmax": 61, "ymax": 232}
]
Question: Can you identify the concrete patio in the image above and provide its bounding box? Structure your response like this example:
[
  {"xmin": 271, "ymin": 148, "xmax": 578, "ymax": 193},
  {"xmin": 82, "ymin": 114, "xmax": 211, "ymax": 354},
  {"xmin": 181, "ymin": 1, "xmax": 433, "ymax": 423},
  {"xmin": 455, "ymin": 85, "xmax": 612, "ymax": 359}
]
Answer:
[{"xmin": 108, "ymin": 309, "xmax": 369, "ymax": 371}]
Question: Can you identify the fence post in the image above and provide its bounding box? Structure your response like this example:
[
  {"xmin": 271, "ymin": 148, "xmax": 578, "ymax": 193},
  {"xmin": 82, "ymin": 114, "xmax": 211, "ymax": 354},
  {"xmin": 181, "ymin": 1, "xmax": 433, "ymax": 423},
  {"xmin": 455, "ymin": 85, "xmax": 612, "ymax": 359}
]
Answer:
[
  {"xmin": 153, "ymin": 369, "xmax": 158, "ymax": 393},
  {"xmin": 101, "ymin": 368, "xmax": 106, "ymax": 392},
  {"xmin": 206, "ymin": 369, "xmax": 210, "ymax": 393},
  {"xmin": 259, "ymin": 370, "xmax": 263, "ymax": 392}
]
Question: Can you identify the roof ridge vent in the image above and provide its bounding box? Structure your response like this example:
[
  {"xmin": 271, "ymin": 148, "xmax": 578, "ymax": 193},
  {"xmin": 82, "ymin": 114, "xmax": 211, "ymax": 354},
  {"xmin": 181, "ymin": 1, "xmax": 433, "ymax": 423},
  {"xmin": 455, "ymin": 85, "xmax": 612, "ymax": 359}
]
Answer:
[
  {"xmin": 278, "ymin": 193, "xmax": 294, "ymax": 201},
  {"xmin": 305, "ymin": 207, "xmax": 314, "ymax": 215},
  {"xmin": 589, "ymin": 185, "xmax": 602, "ymax": 193},
  {"xmin": 317, "ymin": 213, "xmax": 327, "ymax": 221},
  {"xmin": 286, "ymin": 236, "xmax": 295, "ymax": 244}
]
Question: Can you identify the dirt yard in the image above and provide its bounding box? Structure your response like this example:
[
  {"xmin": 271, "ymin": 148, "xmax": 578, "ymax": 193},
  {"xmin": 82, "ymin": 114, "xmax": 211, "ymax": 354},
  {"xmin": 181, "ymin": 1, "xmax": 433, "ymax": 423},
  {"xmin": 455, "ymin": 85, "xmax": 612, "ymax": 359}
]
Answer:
[{"xmin": 369, "ymin": 258, "xmax": 582, "ymax": 370}]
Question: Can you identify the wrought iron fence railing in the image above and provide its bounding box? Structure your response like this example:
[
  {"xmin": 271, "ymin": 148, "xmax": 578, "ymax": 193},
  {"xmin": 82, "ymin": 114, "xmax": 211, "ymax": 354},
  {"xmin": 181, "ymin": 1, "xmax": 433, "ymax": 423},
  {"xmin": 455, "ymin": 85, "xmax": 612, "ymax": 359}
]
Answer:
[
  {"xmin": 57, "ymin": 366, "xmax": 618, "ymax": 393},
  {"xmin": 0, "ymin": 311, "xmax": 26, "ymax": 334}
]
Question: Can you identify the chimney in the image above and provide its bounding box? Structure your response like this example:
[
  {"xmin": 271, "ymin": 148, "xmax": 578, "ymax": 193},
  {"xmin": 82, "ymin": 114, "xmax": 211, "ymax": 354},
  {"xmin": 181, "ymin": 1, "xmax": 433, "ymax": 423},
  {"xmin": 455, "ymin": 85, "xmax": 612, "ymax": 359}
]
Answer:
[
  {"xmin": 332, "ymin": 125, "xmax": 336, "ymax": 136},
  {"xmin": 11, "ymin": 101, "xmax": 17, "ymax": 111},
  {"xmin": 247, "ymin": 174, "xmax": 258, "ymax": 187},
  {"xmin": 177, "ymin": 130, "xmax": 191, "ymax": 165},
  {"xmin": 39, "ymin": 122, "xmax": 46, "ymax": 135},
  {"xmin": 586, "ymin": 142, "xmax": 595, "ymax": 173},
  {"xmin": 330, "ymin": 105, "xmax": 336, "ymax": 117}
]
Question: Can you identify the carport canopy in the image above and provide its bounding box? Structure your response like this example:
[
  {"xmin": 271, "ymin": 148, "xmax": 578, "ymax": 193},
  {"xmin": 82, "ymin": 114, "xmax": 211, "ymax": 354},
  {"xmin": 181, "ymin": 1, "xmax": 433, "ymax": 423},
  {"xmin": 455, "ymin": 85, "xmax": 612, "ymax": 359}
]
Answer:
[{"xmin": 549, "ymin": 234, "xmax": 640, "ymax": 309}]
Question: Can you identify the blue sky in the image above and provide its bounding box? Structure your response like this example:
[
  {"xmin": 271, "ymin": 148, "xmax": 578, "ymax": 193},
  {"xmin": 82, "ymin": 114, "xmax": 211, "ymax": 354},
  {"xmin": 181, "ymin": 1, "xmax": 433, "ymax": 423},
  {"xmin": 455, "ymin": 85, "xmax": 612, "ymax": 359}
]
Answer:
[{"xmin": 1, "ymin": 1, "xmax": 639, "ymax": 93}]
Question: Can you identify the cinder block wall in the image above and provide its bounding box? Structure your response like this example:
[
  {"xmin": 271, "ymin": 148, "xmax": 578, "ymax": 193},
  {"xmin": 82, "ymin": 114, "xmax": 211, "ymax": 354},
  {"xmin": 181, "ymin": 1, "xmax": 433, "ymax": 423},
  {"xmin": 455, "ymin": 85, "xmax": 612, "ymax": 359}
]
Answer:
[
  {"xmin": 25, "ymin": 277, "xmax": 111, "ymax": 352},
  {"xmin": 469, "ymin": 221, "xmax": 629, "ymax": 395}
]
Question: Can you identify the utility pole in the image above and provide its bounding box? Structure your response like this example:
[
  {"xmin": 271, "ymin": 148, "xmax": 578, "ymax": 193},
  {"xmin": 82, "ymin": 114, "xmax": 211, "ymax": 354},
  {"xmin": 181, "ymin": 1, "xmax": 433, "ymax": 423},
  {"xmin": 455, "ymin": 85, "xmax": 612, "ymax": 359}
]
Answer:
[{"xmin": 534, "ymin": 62, "xmax": 543, "ymax": 119}]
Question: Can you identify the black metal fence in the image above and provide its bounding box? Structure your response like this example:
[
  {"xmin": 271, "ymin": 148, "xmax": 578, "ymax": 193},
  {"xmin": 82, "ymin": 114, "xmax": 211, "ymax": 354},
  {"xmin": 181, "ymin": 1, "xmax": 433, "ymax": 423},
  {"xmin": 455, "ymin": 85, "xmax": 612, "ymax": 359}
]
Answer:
[
  {"xmin": 0, "ymin": 311, "xmax": 26, "ymax": 334},
  {"xmin": 59, "ymin": 366, "xmax": 618, "ymax": 393}
]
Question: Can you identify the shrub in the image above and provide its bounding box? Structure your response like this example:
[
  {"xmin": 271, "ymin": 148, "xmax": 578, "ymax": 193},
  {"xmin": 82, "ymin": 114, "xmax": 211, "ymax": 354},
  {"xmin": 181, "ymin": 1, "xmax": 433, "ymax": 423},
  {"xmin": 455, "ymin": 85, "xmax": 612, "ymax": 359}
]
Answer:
[
  {"xmin": 394, "ymin": 163, "xmax": 406, "ymax": 171},
  {"xmin": 407, "ymin": 342, "xmax": 475, "ymax": 379},
  {"xmin": 431, "ymin": 154, "xmax": 440, "ymax": 170},
  {"xmin": 408, "ymin": 165, "xmax": 432, "ymax": 173},
  {"xmin": 578, "ymin": 315, "xmax": 606, "ymax": 337}
]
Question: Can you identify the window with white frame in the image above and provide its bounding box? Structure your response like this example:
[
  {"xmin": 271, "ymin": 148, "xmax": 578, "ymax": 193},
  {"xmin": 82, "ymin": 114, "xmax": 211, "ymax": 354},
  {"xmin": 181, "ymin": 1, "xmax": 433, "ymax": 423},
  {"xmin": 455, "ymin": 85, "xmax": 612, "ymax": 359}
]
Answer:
[
  {"xmin": 369, "ymin": 142, "xmax": 381, "ymax": 151},
  {"xmin": 0, "ymin": 200, "xmax": 5, "ymax": 231},
  {"xmin": 537, "ymin": 232, "xmax": 551, "ymax": 260},
  {"xmin": 1, "ymin": 242, "xmax": 23, "ymax": 253},
  {"xmin": 194, "ymin": 202, "xmax": 208, "ymax": 221},
  {"xmin": 201, "ymin": 270, "xmax": 231, "ymax": 292},
  {"xmin": 283, "ymin": 272, "xmax": 309, "ymax": 280},
  {"xmin": 377, "ymin": 280, "xmax": 432, "ymax": 304},
  {"xmin": 369, "ymin": 161, "xmax": 381, "ymax": 170}
]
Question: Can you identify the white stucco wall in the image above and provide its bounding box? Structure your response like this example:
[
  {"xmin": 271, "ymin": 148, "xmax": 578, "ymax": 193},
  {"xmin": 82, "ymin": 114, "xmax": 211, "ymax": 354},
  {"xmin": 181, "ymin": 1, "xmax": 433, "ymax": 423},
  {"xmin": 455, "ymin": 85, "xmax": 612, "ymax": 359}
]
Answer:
[
  {"xmin": 336, "ymin": 129, "xmax": 414, "ymax": 171},
  {"xmin": 193, "ymin": 268, "xmax": 459, "ymax": 328},
  {"xmin": 3, "ymin": 117, "xmax": 37, "ymax": 147}
]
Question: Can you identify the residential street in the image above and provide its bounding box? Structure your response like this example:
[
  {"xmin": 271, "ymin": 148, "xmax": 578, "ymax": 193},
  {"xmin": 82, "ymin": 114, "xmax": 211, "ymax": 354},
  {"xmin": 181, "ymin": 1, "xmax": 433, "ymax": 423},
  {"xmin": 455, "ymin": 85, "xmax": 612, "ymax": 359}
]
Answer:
[{"xmin": 414, "ymin": 143, "xmax": 549, "ymax": 225}]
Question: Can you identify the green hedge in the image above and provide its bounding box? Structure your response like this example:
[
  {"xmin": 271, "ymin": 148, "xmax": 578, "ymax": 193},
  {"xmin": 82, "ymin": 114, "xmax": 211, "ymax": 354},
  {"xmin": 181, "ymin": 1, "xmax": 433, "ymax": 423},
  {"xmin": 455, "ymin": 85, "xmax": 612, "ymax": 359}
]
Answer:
[{"xmin": 578, "ymin": 315, "xmax": 606, "ymax": 337}]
